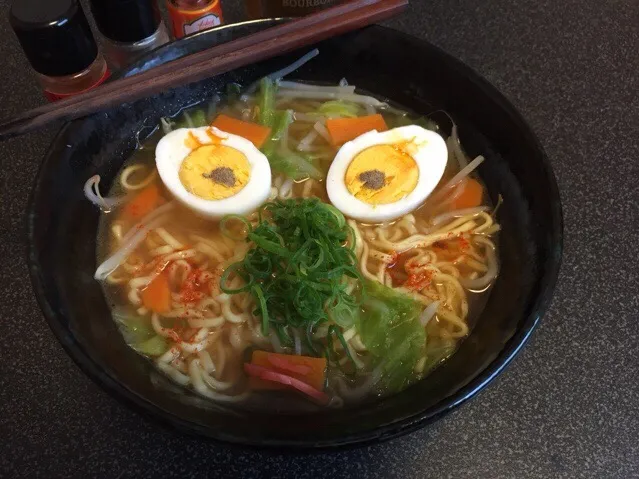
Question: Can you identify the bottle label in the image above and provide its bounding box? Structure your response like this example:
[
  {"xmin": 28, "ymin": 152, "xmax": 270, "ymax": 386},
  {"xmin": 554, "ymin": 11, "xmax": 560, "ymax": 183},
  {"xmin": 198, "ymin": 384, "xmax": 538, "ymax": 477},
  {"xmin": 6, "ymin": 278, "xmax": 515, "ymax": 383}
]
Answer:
[
  {"xmin": 168, "ymin": 1, "xmax": 225, "ymax": 39},
  {"xmin": 282, "ymin": 0, "xmax": 334, "ymax": 7},
  {"xmin": 44, "ymin": 69, "xmax": 111, "ymax": 102},
  {"xmin": 246, "ymin": 0, "xmax": 337, "ymax": 17},
  {"xmin": 183, "ymin": 14, "xmax": 222, "ymax": 36}
]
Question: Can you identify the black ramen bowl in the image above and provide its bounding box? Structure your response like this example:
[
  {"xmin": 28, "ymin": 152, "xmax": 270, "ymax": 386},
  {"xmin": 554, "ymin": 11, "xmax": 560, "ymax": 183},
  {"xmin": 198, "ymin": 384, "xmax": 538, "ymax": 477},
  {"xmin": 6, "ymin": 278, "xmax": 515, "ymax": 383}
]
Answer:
[{"xmin": 27, "ymin": 19, "xmax": 562, "ymax": 449}]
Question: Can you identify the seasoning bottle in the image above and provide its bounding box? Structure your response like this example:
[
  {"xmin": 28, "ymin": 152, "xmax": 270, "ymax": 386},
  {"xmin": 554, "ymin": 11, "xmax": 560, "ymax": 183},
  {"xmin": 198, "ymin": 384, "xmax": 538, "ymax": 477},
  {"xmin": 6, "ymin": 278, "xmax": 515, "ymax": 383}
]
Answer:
[
  {"xmin": 245, "ymin": 0, "xmax": 339, "ymax": 19},
  {"xmin": 166, "ymin": 0, "xmax": 224, "ymax": 39},
  {"xmin": 89, "ymin": 0, "xmax": 170, "ymax": 71},
  {"xmin": 9, "ymin": 0, "xmax": 109, "ymax": 102}
]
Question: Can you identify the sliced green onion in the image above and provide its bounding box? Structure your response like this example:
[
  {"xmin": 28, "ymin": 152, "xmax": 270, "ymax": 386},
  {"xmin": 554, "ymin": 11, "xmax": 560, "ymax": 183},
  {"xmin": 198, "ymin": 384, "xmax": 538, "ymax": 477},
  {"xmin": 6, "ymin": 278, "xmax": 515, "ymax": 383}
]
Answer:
[
  {"xmin": 329, "ymin": 325, "xmax": 357, "ymax": 370},
  {"xmin": 247, "ymin": 233, "xmax": 291, "ymax": 258},
  {"xmin": 220, "ymin": 198, "xmax": 363, "ymax": 357},
  {"xmin": 252, "ymin": 284, "xmax": 269, "ymax": 335},
  {"xmin": 220, "ymin": 214, "xmax": 252, "ymax": 241},
  {"xmin": 220, "ymin": 263, "xmax": 254, "ymax": 294}
]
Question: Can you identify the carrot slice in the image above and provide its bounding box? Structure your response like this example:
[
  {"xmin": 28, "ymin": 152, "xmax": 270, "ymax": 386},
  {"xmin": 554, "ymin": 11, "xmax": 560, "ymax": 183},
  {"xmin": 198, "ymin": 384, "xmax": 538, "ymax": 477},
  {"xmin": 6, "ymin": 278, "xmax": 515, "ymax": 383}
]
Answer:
[
  {"xmin": 250, "ymin": 350, "xmax": 326, "ymax": 391},
  {"xmin": 244, "ymin": 363, "xmax": 329, "ymax": 404},
  {"xmin": 141, "ymin": 272, "xmax": 171, "ymax": 313},
  {"xmin": 449, "ymin": 178, "xmax": 484, "ymax": 210},
  {"xmin": 267, "ymin": 355, "xmax": 312, "ymax": 375},
  {"xmin": 326, "ymin": 114, "xmax": 388, "ymax": 145},
  {"xmin": 211, "ymin": 114, "xmax": 272, "ymax": 148},
  {"xmin": 123, "ymin": 184, "xmax": 160, "ymax": 219}
]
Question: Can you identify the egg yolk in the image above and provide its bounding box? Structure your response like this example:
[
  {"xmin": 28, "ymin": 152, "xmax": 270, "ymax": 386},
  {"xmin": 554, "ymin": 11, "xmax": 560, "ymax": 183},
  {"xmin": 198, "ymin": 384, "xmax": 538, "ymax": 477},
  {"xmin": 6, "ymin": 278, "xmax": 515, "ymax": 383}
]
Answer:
[
  {"xmin": 179, "ymin": 144, "xmax": 250, "ymax": 200},
  {"xmin": 344, "ymin": 144, "xmax": 419, "ymax": 205}
]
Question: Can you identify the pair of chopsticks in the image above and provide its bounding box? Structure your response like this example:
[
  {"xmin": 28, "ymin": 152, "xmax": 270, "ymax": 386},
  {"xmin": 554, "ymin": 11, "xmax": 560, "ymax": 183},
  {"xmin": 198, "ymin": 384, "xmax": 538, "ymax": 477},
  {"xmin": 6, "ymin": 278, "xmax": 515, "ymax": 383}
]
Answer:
[{"xmin": 0, "ymin": 0, "xmax": 407, "ymax": 141}]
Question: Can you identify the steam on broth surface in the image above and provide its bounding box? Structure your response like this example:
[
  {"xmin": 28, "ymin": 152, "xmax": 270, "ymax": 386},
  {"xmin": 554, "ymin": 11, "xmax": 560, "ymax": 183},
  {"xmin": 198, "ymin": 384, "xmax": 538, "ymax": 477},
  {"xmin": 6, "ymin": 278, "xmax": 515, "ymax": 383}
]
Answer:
[{"xmin": 89, "ymin": 52, "xmax": 500, "ymax": 408}]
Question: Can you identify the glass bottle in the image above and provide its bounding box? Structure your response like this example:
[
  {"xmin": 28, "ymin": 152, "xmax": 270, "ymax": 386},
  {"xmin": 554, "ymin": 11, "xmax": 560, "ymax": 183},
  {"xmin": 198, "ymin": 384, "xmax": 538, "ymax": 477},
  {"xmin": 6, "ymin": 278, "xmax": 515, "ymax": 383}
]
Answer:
[
  {"xmin": 89, "ymin": 0, "xmax": 170, "ymax": 71},
  {"xmin": 9, "ymin": 0, "xmax": 109, "ymax": 102},
  {"xmin": 166, "ymin": 0, "xmax": 225, "ymax": 39}
]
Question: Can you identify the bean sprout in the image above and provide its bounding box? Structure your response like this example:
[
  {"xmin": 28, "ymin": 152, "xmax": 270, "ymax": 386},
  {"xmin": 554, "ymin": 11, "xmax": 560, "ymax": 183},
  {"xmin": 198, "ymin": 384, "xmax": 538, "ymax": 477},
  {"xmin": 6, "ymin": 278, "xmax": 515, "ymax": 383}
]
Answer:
[{"xmin": 83, "ymin": 175, "xmax": 126, "ymax": 212}]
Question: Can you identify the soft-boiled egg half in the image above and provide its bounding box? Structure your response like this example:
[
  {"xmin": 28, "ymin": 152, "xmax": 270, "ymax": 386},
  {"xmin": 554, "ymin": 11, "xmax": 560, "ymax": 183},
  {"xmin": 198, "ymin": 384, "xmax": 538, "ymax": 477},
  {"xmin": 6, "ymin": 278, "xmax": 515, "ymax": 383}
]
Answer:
[
  {"xmin": 155, "ymin": 126, "xmax": 271, "ymax": 217},
  {"xmin": 326, "ymin": 125, "xmax": 448, "ymax": 223}
]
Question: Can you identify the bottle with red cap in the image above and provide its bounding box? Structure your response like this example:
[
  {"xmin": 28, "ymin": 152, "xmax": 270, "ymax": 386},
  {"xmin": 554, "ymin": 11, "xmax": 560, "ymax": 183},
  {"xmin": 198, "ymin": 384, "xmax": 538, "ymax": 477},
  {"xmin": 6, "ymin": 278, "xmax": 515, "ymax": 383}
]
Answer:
[
  {"xmin": 166, "ymin": 0, "xmax": 225, "ymax": 39},
  {"xmin": 9, "ymin": 0, "xmax": 109, "ymax": 102}
]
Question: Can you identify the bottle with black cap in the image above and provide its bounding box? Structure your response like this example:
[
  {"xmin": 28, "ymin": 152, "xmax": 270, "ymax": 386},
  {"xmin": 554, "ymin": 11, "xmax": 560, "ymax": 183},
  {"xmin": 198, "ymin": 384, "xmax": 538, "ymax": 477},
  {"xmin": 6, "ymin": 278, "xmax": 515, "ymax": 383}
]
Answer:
[
  {"xmin": 89, "ymin": 0, "xmax": 169, "ymax": 70},
  {"xmin": 9, "ymin": 0, "xmax": 109, "ymax": 102}
]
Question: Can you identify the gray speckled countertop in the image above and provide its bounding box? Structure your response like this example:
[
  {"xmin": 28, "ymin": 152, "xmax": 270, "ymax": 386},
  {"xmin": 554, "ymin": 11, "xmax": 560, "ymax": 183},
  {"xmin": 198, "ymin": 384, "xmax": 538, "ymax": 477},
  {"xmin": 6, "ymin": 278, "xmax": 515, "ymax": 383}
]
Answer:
[{"xmin": 1, "ymin": 0, "xmax": 638, "ymax": 477}]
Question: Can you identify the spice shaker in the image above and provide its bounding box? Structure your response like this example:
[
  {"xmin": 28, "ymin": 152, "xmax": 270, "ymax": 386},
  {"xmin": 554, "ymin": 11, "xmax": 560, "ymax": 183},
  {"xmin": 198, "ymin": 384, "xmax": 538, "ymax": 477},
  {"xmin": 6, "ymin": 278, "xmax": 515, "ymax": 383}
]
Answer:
[
  {"xmin": 166, "ymin": 0, "xmax": 224, "ymax": 39},
  {"xmin": 89, "ymin": 0, "xmax": 170, "ymax": 70},
  {"xmin": 9, "ymin": 0, "xmax": 109, "ymax": 102}
]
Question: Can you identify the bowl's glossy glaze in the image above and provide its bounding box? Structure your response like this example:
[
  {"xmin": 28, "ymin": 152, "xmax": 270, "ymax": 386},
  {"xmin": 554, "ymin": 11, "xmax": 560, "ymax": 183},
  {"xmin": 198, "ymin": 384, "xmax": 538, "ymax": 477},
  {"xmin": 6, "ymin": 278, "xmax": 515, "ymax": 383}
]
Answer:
[{"xmin": 27, "ymin": 20, "xmax": 562, "ymax": 449}]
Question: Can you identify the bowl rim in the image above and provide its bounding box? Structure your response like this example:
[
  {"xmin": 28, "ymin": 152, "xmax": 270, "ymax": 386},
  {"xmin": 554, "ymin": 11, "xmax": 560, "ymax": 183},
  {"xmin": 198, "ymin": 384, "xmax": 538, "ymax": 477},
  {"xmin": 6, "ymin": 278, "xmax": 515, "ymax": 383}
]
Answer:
[{"xmin": 26, "ymin": 19, "xmax": 563, "ymax": 449}]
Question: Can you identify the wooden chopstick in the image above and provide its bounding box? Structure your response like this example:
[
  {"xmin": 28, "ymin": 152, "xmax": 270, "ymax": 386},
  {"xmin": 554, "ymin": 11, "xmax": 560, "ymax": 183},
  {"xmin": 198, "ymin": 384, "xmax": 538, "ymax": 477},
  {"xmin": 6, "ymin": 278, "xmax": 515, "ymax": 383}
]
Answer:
[{"xmin": 0, "ymin": 0, "xmax": 407, "ymax": 141}]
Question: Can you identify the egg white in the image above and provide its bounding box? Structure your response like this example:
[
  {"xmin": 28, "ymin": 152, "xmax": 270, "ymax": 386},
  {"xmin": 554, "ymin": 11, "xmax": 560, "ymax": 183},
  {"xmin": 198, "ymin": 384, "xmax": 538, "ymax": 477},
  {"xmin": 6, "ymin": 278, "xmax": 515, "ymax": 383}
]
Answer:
[
  {"xmin": 155, "ymin": 127, "xmax": 272, "ymax": 218},
  {"xmin": 326, "ymin": 125, "xmax": 448, "ymax": 223}
]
